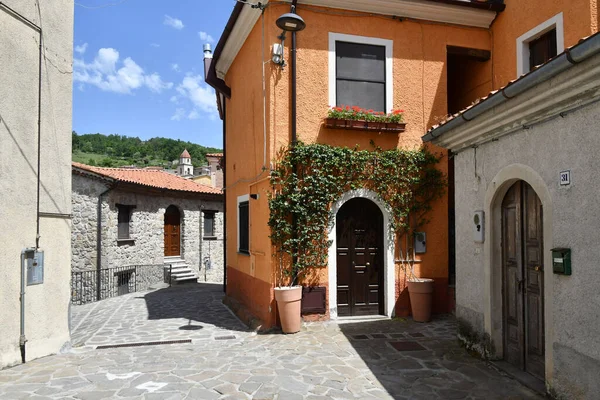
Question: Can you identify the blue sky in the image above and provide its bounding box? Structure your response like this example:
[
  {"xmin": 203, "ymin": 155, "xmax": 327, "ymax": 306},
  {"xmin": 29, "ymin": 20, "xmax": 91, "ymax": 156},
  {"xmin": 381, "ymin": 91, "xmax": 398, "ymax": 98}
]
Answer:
[{"xmin": 73, "ymin": 0, "xmax": 235, "ymax": 148}]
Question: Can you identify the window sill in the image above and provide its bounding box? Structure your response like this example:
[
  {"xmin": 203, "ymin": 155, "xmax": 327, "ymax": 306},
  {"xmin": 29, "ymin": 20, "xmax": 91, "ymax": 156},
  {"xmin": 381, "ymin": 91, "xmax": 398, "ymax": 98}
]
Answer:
[
  {"xmin": 238, "ymin": 251, "xmax": 250, "ymax": 256},
  {"xmin": 117, "ymin": 239, "xmax": 135, "ymax": 246},
  {"xmin": 324, "ymin": 118, "xmax": 406, "ymax": 133},
  {"xmin": 203, "ymin": 236, "xmax": 218, "ymax": 241}
]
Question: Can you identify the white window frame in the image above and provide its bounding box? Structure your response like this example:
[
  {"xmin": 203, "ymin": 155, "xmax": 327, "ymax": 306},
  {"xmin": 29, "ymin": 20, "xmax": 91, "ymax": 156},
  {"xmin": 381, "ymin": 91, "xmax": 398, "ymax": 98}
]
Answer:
[
  {"xmin": 237, "ymin": 194, "xmax": 249, "ymax": 254},
  {"xmin": 328, "ymin": 33, "xmax": 394, "ymax": 114},
  {"xmin": 516, "ymin": 13, "xmax": 564, "ymax": 77}
]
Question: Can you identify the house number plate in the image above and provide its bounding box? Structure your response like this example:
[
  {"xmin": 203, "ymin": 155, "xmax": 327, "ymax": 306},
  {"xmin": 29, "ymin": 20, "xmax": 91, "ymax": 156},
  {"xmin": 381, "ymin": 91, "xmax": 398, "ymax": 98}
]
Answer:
[{"xmin": 560, "ymin": 170, "xmax": 571, "ymax": 186}]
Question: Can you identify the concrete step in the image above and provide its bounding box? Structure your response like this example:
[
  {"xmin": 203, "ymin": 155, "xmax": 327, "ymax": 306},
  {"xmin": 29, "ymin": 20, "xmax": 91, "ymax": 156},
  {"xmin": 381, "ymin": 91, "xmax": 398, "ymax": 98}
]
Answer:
[
  {"xmin": 163, "ymin": 258, "xmax": 198, "ymax": 284},
  {"xmin": 173, "ymin": 273, "xmax": 198, "ymax": 282}
]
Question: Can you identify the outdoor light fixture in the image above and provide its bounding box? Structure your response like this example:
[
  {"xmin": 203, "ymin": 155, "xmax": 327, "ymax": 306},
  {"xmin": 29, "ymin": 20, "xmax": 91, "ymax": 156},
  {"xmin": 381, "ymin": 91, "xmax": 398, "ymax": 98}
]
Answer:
[
  {"xmin": 272, "ymin": 41, "xmax": 285, "ymax": 66},
  {"xmin": 275, "ymin": 12, "xmax": 306, "ymax": 32},
  {"xmin": 272, "ymin": 6, "xmax": 305, "ymax": 67}
]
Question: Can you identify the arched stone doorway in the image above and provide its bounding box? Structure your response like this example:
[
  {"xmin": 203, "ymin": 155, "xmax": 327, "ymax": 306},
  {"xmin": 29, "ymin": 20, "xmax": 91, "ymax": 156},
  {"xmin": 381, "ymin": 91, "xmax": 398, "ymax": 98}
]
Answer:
[
  {"xmin": 164, "ymin": 205, "xmax": 181, "ymax": 257},
  {"xmin": 328, "ymin": 189, "xmax": 395, "ymax": 320},
  {"xmin": 501, "ymin": 180, "xmax": 545, "ymax": 379}
]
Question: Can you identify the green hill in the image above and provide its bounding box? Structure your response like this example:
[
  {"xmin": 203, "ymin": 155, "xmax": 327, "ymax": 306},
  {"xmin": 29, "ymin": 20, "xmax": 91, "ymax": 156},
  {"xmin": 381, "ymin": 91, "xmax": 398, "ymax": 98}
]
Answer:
[{"xmin": 72, "ymin": 132, "xmax": 222, "ymax": 168}]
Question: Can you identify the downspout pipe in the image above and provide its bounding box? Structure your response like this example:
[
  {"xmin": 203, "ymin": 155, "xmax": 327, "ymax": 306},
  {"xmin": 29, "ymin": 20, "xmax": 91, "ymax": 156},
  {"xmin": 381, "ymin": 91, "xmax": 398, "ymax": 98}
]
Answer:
[
  {"xmin": 290, "ymin": 0, "xmax": 299, "ymax": 283},
  {"xmin": 222, "ymin": 103, "xmax": 227, "ymax": 292},
  {"xmin": 20, "ymin": 249, "xmax": 35, "ymax": 363},
  {"xmin": 423, "ymin": 32, "xmax": 600, "ymax": 142}
]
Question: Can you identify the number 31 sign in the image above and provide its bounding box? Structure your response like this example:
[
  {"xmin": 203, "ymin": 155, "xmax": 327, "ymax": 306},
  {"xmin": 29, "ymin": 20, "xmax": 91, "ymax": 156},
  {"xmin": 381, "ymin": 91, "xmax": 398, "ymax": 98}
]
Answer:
[{"xmin": 560, "ymin": 170, "xmax": 571, "ymax": 186}]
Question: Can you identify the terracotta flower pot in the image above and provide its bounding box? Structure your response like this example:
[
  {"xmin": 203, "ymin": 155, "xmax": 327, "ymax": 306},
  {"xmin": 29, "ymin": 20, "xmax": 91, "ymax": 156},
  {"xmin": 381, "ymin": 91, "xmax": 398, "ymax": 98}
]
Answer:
[
  {"xmin": 274, "ymin": 286, "xmax": 302, "ymax": 334},
  {"xmin": 407, "ymin": 279, "xmax": 434, "ymax": 322}
]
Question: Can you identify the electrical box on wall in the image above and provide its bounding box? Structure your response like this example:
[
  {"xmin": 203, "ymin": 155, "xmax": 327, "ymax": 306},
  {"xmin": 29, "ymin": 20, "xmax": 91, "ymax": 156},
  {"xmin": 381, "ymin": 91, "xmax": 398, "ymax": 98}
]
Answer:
[
  {"xmin": 25, "ymin": 249, "xmax": 44, "ymax": 285},
  {"xmin": 414, "ymin": 232, "xmax": 426, "ymax": 254},
  {"xmin": 551, "ymin": 248, "xmax": 571, "ymax": 275},
  {"xmin": 473, "ymin": 211, "xmax": 484, "ymax": 243}
]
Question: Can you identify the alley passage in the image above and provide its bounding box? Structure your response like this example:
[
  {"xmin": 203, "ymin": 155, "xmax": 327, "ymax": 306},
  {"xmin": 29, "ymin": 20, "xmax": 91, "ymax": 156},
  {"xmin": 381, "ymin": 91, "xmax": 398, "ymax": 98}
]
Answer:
[{"xmin": 0, "ymin": 284, "xmax": 542, "ymax": 399}]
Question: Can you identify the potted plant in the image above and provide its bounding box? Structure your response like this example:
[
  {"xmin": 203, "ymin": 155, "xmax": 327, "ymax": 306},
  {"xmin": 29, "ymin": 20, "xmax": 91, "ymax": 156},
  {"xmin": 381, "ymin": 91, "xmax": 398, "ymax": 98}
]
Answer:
[
  {"xmin": 385, "ymin": 109, "xmax": 405, "ymax": 131},
  {"xmin": 324, "ymin": 106, "xmax": 405, "ymax": 132}
]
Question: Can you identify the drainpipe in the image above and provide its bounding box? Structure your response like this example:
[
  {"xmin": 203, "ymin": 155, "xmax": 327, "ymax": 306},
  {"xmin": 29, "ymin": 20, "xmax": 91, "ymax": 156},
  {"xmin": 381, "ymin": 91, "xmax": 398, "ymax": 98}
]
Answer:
[
  {"xmin": 203, "ymin": 43, "xmax": 227, "ymax": 293},
  {"xmin": 19, "ymin": 249, "xmax": 34, "ymax": 363},
  {"xmin": 97, "ymin": 186, "xmax": 112, "ymax": 301},
  {"xmin": 290, "ymin": 0, "xmax": 299, "ymax": 284},
  {"xmin": 222, "ymin": 103, "xmax": 227, "ymax": 292}
]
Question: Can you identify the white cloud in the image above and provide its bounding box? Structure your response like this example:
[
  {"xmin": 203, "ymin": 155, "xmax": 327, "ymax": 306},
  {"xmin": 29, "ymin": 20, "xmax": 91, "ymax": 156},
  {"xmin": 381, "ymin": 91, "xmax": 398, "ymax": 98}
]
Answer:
[
  {"xmin": 74, "ymin": 47, "xmax": 173, "ymax": 94},
  {"xmin": 171, "ymin": 63, "xmax": 180, "ymax": 72},
  {"xmin": 170, "ymin": 74, "xmax": 217, "ymax": 121},
  {"xmin": 75, "ymin": 43, "xmax": 88, "ymax": 54},
  {"xmin": 171, "ymin": 108, "xmax": 186, "ymax": 121},
  {"xmin": 176, "ymin": 74, "xmax": 217, "ymax": 117},
  {"xmin": 198, "ymin": 31, "xmax": 215, "ymax": 43},
  {"xmin": 164, "ymin": 15, "xmax": 184, "ymax": 30},
  {"xmin": 150, "ymin": 43, "xmax": 160, "ymax": 48},
  {"xmin": 145, "ymin": 73, "xmax": 174, "ymax": 93}
]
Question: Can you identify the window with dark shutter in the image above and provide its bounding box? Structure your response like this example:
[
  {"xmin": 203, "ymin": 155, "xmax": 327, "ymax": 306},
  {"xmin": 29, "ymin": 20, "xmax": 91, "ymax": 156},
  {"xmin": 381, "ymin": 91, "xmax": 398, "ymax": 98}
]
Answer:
[
  {"xmin": 116, "ymin": 204, "xmax": 135, "ymax": 240},
  {"xmin": 204, "ymin": 211, "xmax": 215, "ymax": 237},
  {"xmin": 336, "ymin": 41, "xmax": 386, "ymax": 112},
  {"xmin": 238, "ymin": 201, "xmax": 249, "ymax": 254},
  {"xmin": 529, "ymin": 29, "xmax": 557, "ymax": 71}
]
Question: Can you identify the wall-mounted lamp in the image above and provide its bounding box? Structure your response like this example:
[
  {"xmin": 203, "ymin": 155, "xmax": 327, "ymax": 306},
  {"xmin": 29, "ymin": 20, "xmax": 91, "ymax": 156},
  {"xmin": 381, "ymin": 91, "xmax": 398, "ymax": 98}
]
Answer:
[
  {"xmin": 272, "ymin": 41, "xmax": 285, "ymax": 66},
  {"xmin": 275, "ymin": 11, "xmax": 306, "ymax": 32}
]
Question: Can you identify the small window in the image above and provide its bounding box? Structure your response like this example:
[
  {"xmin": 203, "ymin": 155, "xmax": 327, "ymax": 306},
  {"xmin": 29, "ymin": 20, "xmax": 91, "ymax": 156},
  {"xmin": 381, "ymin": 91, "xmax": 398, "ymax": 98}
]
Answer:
[
  {"xmin": 116, "ymin": 204, "xmax": 135, "ymax": 240},
  {"xmin": 238, "ymin": 201, "xmax": 249, "ymax": 254},
  {"xmin": 529, "ymin": 28, "xmax": 557, "ymax": 71},
  {"xmin": 204, "ymin": 211, "xmax": 216, "ymax": 237},
  {"xmin": 336, "ymin": 41, "xmax": 386, "ymax": 112}
]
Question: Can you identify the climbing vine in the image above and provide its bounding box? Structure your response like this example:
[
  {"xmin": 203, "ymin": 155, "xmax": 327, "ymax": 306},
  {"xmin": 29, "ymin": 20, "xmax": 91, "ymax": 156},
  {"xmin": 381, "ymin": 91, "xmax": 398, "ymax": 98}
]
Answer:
[{"xmin": 268, "ymin": 141, "xmax": 447, "ymax": 287}]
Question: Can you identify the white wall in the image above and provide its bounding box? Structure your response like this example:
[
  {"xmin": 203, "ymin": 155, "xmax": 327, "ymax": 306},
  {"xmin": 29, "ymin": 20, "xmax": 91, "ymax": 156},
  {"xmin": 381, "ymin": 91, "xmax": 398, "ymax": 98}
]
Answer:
[
  {"xmin": 454, "ymin": 99, "xmax": 600, "ymax": 397},
  {"xmin": 0, "ymin": 0, "xmax": 73, "ymax": 368}
]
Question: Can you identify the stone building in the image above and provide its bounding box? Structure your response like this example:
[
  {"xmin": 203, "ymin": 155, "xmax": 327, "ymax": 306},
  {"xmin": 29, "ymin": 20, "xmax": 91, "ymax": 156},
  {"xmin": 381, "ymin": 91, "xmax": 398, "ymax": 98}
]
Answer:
[
  {"xmin": 192, "ymin": 152, "xmax": 223, "ymax": 189},
  {"xmin": 0, "ymin": 0, "xmax": 74, "ymax": 368},
  {"xmin": 71, "ymin": 163, "xmax": 224, "ymax": 302},
  {"xmin": 176, "ymin": 149, "xmax": 194, "ymax": 178},
  {"xmin": 424, "ymin": 31, "xmax": 600, "ymax": 400}
]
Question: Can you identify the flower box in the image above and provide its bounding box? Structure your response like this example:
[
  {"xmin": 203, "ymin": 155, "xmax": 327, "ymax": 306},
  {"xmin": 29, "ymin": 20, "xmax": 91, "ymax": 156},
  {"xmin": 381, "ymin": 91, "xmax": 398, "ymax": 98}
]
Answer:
[
  {"xmin": 384, "ymin": 122, "xmax": 406, "ymax": 132},
  {"xmin": 324, "ymin": 118, "xmax": 348, "ymax": 129},
  {"xmin": 325, "ymin": 106, "xmax": 406, "ymax": 133}
]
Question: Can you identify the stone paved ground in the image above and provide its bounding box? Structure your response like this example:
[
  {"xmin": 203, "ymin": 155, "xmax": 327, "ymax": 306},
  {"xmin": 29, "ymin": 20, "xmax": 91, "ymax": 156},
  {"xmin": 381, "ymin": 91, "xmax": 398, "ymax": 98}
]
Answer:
[{"xmin": 0, "ymin": 283, "xmax": 543, "ymax": 399}]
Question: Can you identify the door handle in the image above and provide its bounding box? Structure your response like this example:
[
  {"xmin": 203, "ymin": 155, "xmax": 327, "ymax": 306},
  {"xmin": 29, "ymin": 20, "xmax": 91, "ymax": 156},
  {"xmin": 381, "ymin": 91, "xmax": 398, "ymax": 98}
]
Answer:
[
  {"xmin": 534, "ymin": 266, "xmax": 542, "ymax": 272},
  {"xmin": 366, "ymin": 262, "xmax": 370, "ymax": 267}
]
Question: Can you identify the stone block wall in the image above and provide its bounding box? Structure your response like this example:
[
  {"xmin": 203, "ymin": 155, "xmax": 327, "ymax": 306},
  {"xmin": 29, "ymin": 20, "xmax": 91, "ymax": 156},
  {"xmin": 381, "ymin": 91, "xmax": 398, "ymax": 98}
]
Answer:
[
  {"xmin": 72, "ymin": 174, "xmax": 225, "ymax": 289},
  {"xmin": 72, "ymin": 174, "xmax": 109, "ymax": 272},
  {"xmin": 200, "ymin": 204, "xmax": 224, "ymax": 283}
]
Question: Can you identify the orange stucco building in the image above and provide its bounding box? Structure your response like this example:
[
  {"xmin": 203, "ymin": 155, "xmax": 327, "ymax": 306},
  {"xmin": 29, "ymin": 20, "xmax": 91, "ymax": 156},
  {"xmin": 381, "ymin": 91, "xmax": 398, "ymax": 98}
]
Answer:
[{"xmin": 206, "ymin": 0, "xmax": 599, "ymax": 329}]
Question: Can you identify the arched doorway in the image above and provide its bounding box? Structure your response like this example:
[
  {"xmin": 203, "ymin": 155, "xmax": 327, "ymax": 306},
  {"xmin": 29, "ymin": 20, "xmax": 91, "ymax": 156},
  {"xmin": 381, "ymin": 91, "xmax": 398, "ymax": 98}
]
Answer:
[
  {"xmin": 336, "ymin": 198, "xmax": 384, "ymax": 316},
  {"xmin": 501, "ymin": 180, "xmax": 545, "ymax": 379},
  {"xmin": 164, "ymin": 205, "xmax": 181, "ymax": 257}
]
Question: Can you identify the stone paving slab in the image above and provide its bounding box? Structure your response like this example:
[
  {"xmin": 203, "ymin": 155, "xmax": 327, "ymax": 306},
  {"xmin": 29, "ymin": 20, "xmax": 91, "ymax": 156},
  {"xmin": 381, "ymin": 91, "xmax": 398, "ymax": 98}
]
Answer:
[
  {"xmin": 70, "ymin": 284, "xmax": 250, "ymax": 348},
  {"xmin": 0, "ymin": 284, "xmax": 543, "ymax": 399}
]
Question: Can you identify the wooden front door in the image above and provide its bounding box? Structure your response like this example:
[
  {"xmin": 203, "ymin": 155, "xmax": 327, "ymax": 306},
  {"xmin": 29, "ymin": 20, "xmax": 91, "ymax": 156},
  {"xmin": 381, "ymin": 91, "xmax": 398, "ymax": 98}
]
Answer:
[
  {"xmin": 336, "ymin": 198, "xmax": 384, "ymax": 316},
  {"xmin": 502, "ymin": 181, "xmax": 545, "ymax": 380},
  {"xmin": 164, "ymin": 205, "xmax": 181, "ymax": 257}
]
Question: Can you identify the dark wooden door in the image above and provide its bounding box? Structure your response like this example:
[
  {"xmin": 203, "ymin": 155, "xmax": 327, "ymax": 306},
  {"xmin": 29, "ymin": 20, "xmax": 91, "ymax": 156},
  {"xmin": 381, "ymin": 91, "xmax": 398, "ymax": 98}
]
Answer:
[
  {"xmin": 336, "ymin": 198, "xmax": 383, "ymax": 316},
  {"xmin": 164, "ymin": 205, "xmax": 181, "ymax": 257},
  {"xmin": 502, "ymin": 181, "xmax": 545, "ymax": 380}
]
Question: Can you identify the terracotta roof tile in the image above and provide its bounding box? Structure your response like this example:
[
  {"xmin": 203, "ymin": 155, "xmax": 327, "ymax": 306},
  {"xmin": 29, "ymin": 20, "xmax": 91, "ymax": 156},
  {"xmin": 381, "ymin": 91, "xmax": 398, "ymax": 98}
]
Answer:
[
  {"xmin": 206, "ymin": 153, "xmax": 223, "ymax": 157},
  {"xmin": 180, "ymin": 149, "xmax": 191, "ymax": 158},
  {"xmin": 73, "ymin": 162, "xmax": 221, "ymax": 195},
  {"xmin": 425, "ymin": 36, "xmax": 589, "ymax": 135}
]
